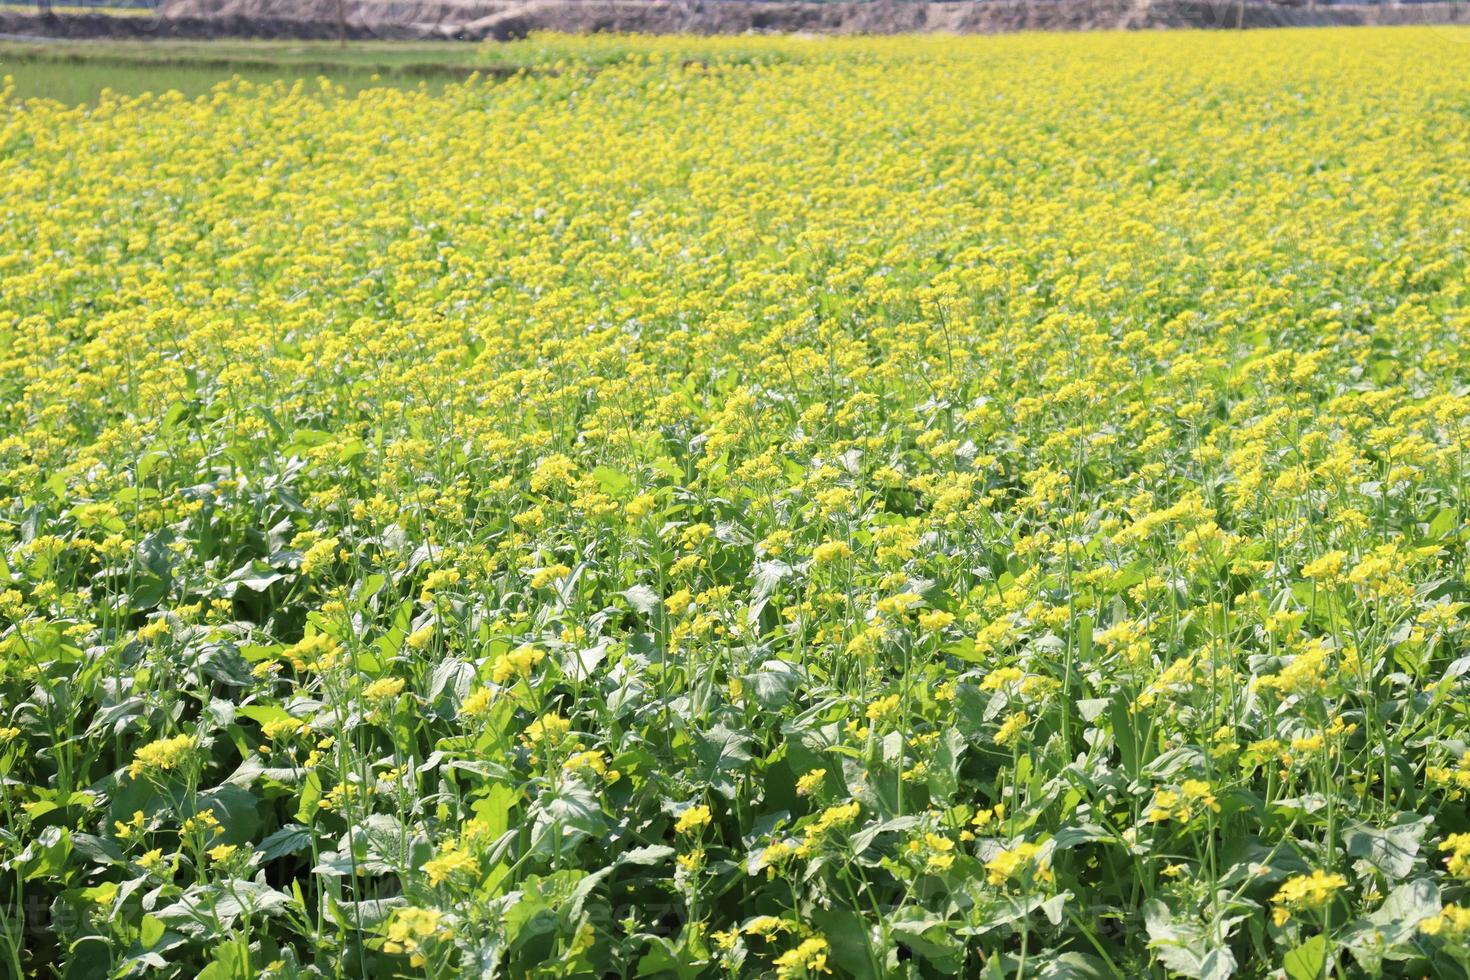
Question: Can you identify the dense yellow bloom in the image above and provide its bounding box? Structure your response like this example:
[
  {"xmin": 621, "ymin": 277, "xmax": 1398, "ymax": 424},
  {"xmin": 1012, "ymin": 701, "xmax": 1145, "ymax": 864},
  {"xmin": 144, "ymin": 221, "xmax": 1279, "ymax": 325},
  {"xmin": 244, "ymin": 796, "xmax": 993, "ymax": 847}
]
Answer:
[
  {"xmin": 285, "ymin": 634, "xmax": 342, "ymax": 671},
  {"xmin": 362, "ymin": 677, "xmax": 406, "ymax": 702},
  {"xmin": 744, "ymin": 915, "xmax": 793, "ymax": 939},
  {"xmin": 625, "ymin": 494, "xmax": 657, "ymax": 518},
  {"xmin": 383, "ymin": 906, "xmax": 449, "ymax": 964},
  {"xmin": 529, "ymin": 564, "xmax": 572, "ymax": 590},
  {"xmin": 979, "ymin": 667, "xmax": 1025, "ymax": 691},
  {"xmin": 675, "ymin": 805, "xmax": 713, "ymax": 835},
  {"xmin": 423, "ymin": 845, "xmax": 478, "ymax": 887},
  {"xmin": 994, "ymin": 711, "xmax": 1030, "ymax": 747},
  {"xmin": 136, "ymin": 618, "xmax": 170, "ymax": 642},
  {"xmin": 1148, "ymin": 779, "xmax": 1219, "ymax": 823},
  {"xmin": 128, "ymin": 733, "xmax": 198, "ymax": 780},
  {"xmin": 522, "ymin": 714, "xmax": 571, "ymax": 750},
  {"xmin": 1442, "ymin": 833, "xmax": 1470, "ymax": 878},
  {"xmin": 811, "ymin": 541, "xmax": 852, "ymax": 564},
  {"xmin": 796, "ymin": 801, "xmax": 861, "ymax": 856},
  {"xmin": 182, "ymin": 810, "xmax": 221, "ymax": 837},
  {"xmin": 563, "ymin": 749, "xmax": 618, "ymax": 783},
  {"xmin": 418, "ymin": 570, "xmax": 462, "ymax": 599},
  {"xmin": 1426, "ymin": 751, "xmax": 1470, "ymax": 798},
  {"xmin": 300, "ymin": 537, "xmax": 340, "ymax": 575},
  {"xmin": 865, "ymin": 693, "xmax": 901, "ymax": 722},
  {"xmin": 1419, "ymin": 905, "xmax": 1470, "ymax": 940},
  {"xmin": 1258, "ymin": 638, "xmax": 1332, "ymax": 697},
  {"xmin": 1301, "ymin": 551, "xmax": 1348, "ymax": 584},
  {"xmin": 261, "ymin": 717, "xmax": 305, "ymax": 741},
  {"xmin": 1271, "ymin": 870, "xmax": 1348, "ymax": 926},
  {"xmin": 906, "ymin": 831, "xmax": 957, "ymax": 873},
  {"xmin": 917, "ymin": 609, "xmax": 955, "ymax": 632},
  {"xmin": 795, "ymin": 769, "xmax": 826, "ymax": 797},
  {"xmin": 972, "ymin": 803, "xmax": 1005, "ymax": 830},
  {"xmin": 1180, "ymin": 779, "xmax": 1218, "ymax": 812},
  {"xmin": 458, "ymin": 686, "xmax": 496, "ymax": 720},
  {"xmin": 985, "ymin": 841, "xmax": 1051, "ymax": 888},
  {"xmin": 774, "ymin": 937, "xmax": 831, "ymax": 978},
  {"xmin": 490, "ymin": 643, "xmax": 546, "ymax": 684}
]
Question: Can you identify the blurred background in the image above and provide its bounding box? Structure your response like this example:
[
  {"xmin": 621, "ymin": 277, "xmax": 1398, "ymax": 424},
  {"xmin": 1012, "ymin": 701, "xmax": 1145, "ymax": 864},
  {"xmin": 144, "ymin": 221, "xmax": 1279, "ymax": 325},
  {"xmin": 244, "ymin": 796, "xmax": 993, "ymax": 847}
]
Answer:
[{"xmin": 2, "ymin": 0, "xmax": 1466, "ymax": 104}]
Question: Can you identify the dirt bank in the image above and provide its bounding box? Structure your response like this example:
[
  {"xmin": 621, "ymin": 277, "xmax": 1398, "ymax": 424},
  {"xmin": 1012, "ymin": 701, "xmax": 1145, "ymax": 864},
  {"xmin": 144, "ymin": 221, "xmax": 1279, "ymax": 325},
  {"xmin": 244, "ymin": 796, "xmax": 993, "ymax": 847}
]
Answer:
[
  {"xmin": 1, "ymin": 0, "xmax": 1466, "ymax": 41},
  {"xmin": 0, "ymin": 9, "xmax": 427, "ymax": 38}
]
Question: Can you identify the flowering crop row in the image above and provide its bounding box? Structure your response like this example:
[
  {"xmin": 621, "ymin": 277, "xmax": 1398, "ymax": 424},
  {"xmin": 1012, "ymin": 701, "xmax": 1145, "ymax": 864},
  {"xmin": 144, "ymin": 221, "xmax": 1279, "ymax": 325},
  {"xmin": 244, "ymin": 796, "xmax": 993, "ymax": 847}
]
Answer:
[{"xmin": 2, "ymin": 28, "xmax": 1470, "ymax": 979}]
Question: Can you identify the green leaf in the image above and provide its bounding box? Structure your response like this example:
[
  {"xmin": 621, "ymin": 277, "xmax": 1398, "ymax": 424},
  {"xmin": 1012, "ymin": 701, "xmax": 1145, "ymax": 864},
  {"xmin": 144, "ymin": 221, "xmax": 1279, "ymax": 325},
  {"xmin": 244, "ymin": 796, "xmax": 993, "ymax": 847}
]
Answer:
[
  {"xmin": 954, "ymin": 682, "xmax": 988, "ymax": 738},
  {"xmin": 1200, "ymin": 947, "xmax": 1237, "ymax": 980},
  {"xmin": 751, "ymin": 560, "xmax": 792, "ymax": 603},
  {"xmin": 530, "ymin": 783, "xmax": 606, "ymax": 856},
  {"xmin": 219, "ymin": 561, "xmax": 287, "ymax": 596},
  {"xmin": 1051, "ymin": 823, "xmax": 1116, "ymax": 850},
  {"xmin": 616, "ymin": 844, "xmax": 675, "ymax": 866},
  {"xmin": 62, "ymin": 937, "xmax": 111, "ymax": 980},
  {"xmin": 1283, "ymin": 934, "xmax": 1328, "ymax": 980},
  {"xmin": 889, "ymin": 908, "xmax": 963, "ymax": 972},
  {"xmin": 622, "ymin": 584, "xmax": 661, "ymax": 614},
  {"xmin": 195, "ymin": 785, "xmax": 262, "ymax": 845},
  {"xmin": 195, "ymin": 937, "xmax": 253, "ymax": 980},
  {"xmin": 1108, "ymin": 692, "xmax": 1155, "ymax": 778},
  {"xmin": 1367, "ymin": 878, "xmax": 1440, "ymax": 931},
  {"xmin": 741, "ymin": 659, "xmax": 802, "ymax": 710},
  {"xmin": 20, "ymin": 826, "xmax": 71, "ymax": 881},
  {"xmin": 472, "ymin": 783, "xmax": 518, "ymax": 840},
  {"xmin": 926, "ymin": 727, "xmax": 965, "ymax": 804},
  {"xmin": 1027, "ymin": 950, "xmax": 1111, "ymax": 979},
  {"xmin": 651, "ymin": 456, "xmax": 683, "ymax": 481},
  {"xmin": 693, "ymin": 724, "xmax": 753, "ymax": 798},
  {"xmin": 139, "ymin": 914, "xmax": 165, "ymax": 950},
  {"xmin": 849, "ymin": 815, "xmax": 921, "ymax": 857},
  {"xmin": 943, "ymin": 637, "xmax": 983, "ymax": 663},
  {"xmin": 1344, "ymin": 814, "xmax": 1431, "ymax": 881},
  {"xmin": 286, "ymin": 427, "xmax": 334, "ymax": 449},
  {"xmin": 1144, "ymin": 898, "xmax": 1212, "ymax": 978},
  {"xmin": 809, "ymin": 907, "xmax": 877, "ymax": 980},
  {"xmin": 591, "ymin": 465, "xmax": 632, "ymax": 497},
  {"xmin": 297, "ymin": 771, "xmax": 323, "ymax": 823},
  {"xmin": 255, "ymin": 824, "xmax": 312, "ymax": 863},
  {"xmin": 336, "ymin": 438, "xmax": 368, "ymax": 463},
  {"xmin": 634, "ymin": 937, "xmax": 706, "ymax": 980},
  {"xmin": 237, "ymin": 704, "xmax": 294, "ymax": 727},
  {"xmin": 428, "ymin": 657, "xmax": 476, "ymax": 714},
  {"xmin": 1427, "ymin": 506, "xmax": 1457, "ymax": 541}
]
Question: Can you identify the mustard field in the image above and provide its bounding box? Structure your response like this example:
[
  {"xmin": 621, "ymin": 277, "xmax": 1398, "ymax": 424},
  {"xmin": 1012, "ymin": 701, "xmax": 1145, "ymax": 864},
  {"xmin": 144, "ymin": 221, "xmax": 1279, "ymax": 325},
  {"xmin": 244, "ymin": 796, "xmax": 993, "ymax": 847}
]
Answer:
[{"xmin": 2, "ymin": 27, "xmax": 1470, "ymax": 979}]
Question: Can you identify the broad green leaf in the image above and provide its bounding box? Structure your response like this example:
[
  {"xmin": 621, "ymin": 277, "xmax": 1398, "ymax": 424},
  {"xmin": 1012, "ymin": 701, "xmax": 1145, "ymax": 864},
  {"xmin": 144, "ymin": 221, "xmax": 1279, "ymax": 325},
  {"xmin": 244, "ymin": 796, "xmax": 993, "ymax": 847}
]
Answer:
[{"xmin": 1283, "ymin": 934, "xmax": 1328, "ymax": 980}]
